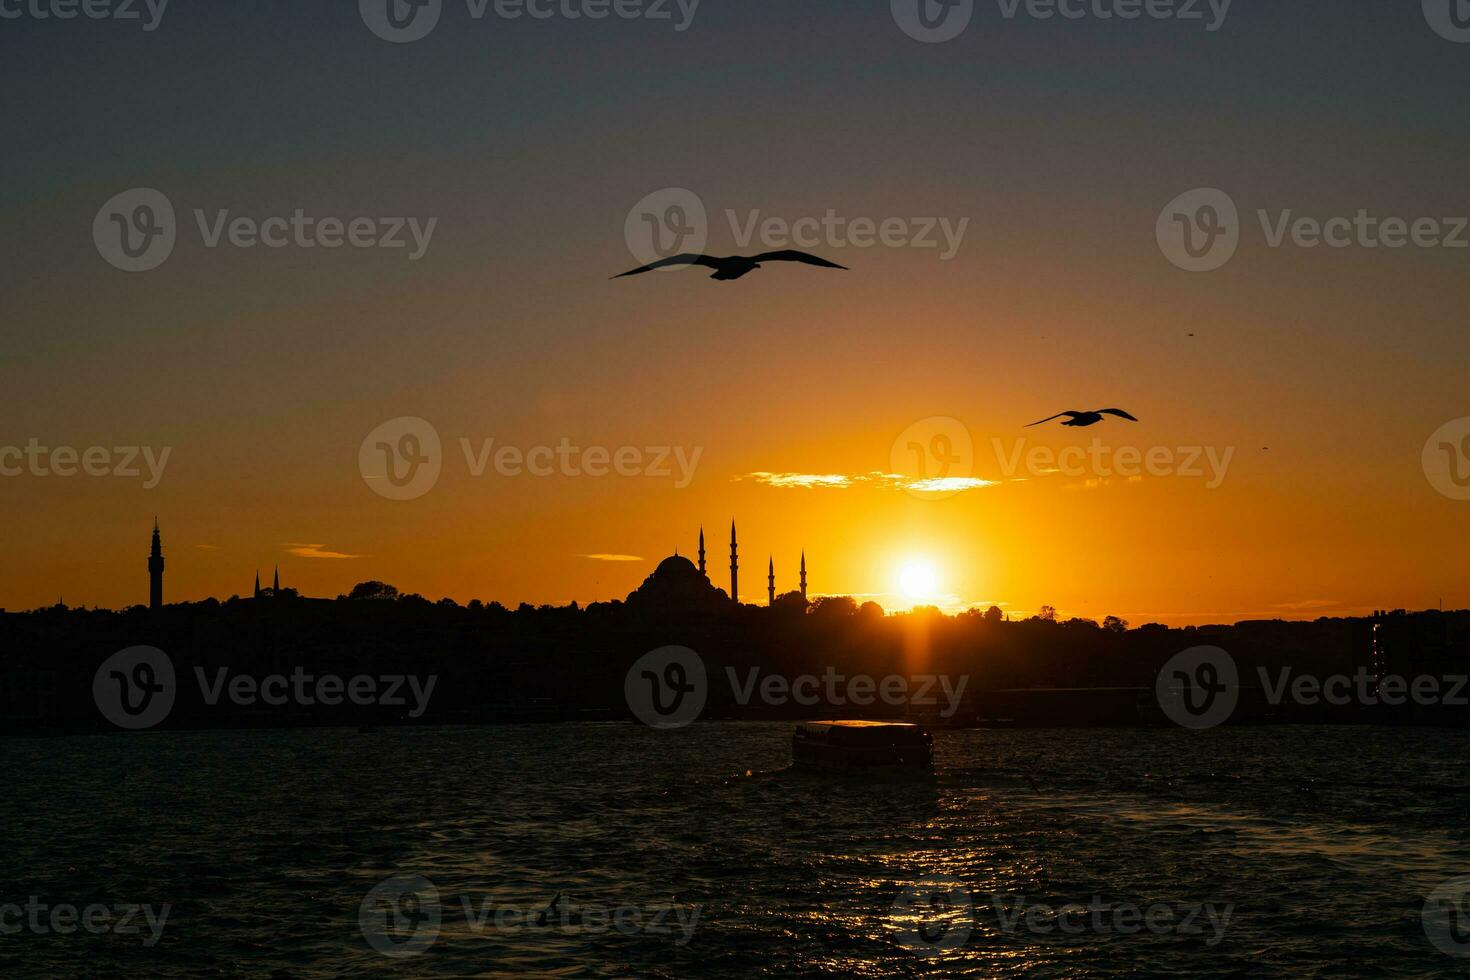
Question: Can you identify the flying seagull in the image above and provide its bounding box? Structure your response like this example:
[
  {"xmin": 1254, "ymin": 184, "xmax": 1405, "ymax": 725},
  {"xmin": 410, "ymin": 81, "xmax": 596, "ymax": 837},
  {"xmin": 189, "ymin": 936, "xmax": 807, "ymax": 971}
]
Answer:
[
  {"xmin": 1027, "ymin": 409, "xmax": 1140, "ymax": 428},
  {"xmin": 613, "ymin": 250, "xmax": 848, "ymax": 281}
]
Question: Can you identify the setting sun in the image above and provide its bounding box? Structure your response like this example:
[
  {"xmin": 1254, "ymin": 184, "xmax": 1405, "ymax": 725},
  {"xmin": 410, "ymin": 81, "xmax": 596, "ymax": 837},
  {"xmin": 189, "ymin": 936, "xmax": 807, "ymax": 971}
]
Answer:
[{"xmin": 897, "ymin": 560, "xmax": 940, "ymax": 601}]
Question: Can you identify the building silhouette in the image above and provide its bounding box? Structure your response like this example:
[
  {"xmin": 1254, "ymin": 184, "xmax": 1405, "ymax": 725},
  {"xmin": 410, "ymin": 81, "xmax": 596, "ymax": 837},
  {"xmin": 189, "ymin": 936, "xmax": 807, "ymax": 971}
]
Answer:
[
  {"xmin": 729, "ymin": 521, "xmax": 739, "ymax": 604},
  {"xmin": 148, "ymin": 519, "xmax": 164, "ymax": 610},
  {"xmin": 767, "ymin": 549, "xmax": 809, "ymax": 607},
  {"xmin": 254, "ymin": 566, "xmax": 283, "ymax": 599},
  {"xmin": 627, "ymin": 525, "xmax": 807, "ymax": 610}
]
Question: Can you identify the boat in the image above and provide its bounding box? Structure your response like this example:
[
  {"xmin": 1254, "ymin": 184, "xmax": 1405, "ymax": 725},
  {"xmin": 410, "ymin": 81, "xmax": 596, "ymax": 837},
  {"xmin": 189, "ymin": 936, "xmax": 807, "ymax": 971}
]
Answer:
[{"xmin": 790, "ymin": 720, "xmax": 934, "ymax": 772}]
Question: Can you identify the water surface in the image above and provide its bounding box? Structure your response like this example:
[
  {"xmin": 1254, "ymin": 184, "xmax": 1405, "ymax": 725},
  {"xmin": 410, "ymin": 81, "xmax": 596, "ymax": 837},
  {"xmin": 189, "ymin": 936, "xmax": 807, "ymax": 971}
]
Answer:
[{"xmin": 4, "ymin": 724, "xmax": 1468, "ymax": 977}]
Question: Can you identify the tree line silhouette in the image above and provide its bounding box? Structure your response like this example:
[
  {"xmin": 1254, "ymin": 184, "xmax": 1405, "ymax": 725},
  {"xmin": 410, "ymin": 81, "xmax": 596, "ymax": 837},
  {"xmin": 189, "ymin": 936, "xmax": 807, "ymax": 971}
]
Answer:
[{"xmin": 2, "ymin": 584, "xmax": 1466, "ymax": 733}]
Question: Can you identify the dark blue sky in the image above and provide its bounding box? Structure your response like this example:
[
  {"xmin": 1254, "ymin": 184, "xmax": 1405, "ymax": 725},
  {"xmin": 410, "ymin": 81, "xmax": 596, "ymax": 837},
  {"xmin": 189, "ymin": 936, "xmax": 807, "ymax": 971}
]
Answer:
[{"xmin": 5, "ymin": 1, "xmax": 1465, "ymax": 209}]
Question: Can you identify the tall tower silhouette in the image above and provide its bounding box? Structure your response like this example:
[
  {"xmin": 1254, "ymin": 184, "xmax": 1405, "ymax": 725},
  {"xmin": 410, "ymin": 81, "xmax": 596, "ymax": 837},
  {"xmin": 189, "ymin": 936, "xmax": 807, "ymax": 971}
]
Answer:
[
  {"xmin": 800, "ymin": 551, "xmax": 807, "ymax": 600},
  {"xmin": 729, "ymin": 521, "xmax": 739, "ymax": 604},
  {"xmin": 698, "ymin": 527, "xmax": 706, "ymax": 577},
  {"xmin": 148, "ymin": 519, "xmax": 164, "ymax": 610},
  {"xmin": 273, "ymin": 566, "xmax": 280, "ymax": 593},
  {"xmin": 768, "ymin": 556, "xmax": 775, "ymax": 605},
  {"xmin": 254, "ymin": 571, "xmax": 261, "ymax": 599}
]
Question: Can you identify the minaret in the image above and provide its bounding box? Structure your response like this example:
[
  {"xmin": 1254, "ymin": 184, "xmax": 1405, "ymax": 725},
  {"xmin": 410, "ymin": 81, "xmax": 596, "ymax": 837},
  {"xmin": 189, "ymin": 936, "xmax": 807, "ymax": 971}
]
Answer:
[
  {"xmin": 768, "ymin": 556, "xmax": 776, "ymax": 605},
  {"xmin": 729, "ymin": 521, "xmax": 739, "ymax": 604},
  {"xmin": 148, "ymin": 519, "xmax": 164, "ymax": 610},
  {"xmin": 800, "ymin": 551, "xmax": 807, "ymax": 600},
  {"xmin": 254, "ymin": 571, "xmax": 261, "ymax": 599},
  {"xmin": 697, "ymin": 527, "xmax": 707, "ymax": 577},
  {"xmin": 273, "ymin": 566, "xmax": 280, "ymax": 594}
]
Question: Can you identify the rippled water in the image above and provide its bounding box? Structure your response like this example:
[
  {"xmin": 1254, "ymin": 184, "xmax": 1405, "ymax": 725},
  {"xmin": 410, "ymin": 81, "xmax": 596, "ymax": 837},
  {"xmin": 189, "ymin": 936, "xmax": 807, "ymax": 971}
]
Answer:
[{"xmin": 5, "ymin": 724, "xmax": 1470, "ymax": 977}]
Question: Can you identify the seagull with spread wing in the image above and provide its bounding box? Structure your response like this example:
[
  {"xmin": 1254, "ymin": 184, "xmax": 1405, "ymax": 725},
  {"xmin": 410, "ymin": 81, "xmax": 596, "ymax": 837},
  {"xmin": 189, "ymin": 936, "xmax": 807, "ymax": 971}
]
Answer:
[
  {"xmin": 613, "ymin": 250, "xmax": 848, "ymax": 281},
  {"xmin": 1027, "ymin": 409, "xmax": 1140, "ymax": 428}
]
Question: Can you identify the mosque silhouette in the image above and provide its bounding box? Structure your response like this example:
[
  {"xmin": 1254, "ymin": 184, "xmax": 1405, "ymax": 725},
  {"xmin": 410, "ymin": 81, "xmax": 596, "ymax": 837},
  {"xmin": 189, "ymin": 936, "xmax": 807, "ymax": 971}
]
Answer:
[{"xmin": 624, "ymin": 523, "xmax": 807, "ymax": 612}]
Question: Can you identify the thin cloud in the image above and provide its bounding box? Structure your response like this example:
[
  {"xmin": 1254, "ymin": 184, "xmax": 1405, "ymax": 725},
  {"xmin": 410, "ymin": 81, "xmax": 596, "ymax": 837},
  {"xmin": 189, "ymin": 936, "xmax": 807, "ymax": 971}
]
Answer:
[
  {"xmin": 905, "ymin": 476, "xmax": 998, "ymax": 493},
  {"xmin": 286, "ymin": 543, "xmax": 363, "ymax": 560},
  {"xmin": 1272, "ymin": 599, "xmax": 1341, "ymax": 610},
  {"xmin": 742, "ymin": 472, "xmax": 856, "ymax": 488},
  {"xmin": 579, "ymin": 554, "xmax": 645, "ymax": 562},
  {"xmin": 739, "ymin": 471, "xmax": 997, "ymax": 493}
]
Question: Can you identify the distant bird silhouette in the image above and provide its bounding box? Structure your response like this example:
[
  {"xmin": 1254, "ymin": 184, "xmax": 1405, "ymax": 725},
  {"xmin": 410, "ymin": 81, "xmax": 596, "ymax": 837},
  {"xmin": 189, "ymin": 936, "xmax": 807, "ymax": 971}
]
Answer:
[
  {"xmin": 613, "ymin": 250, "xmax": 847, "ymax": 281},
  {"xmin": 1027, "ymin": 409, "xmax": 1140, "ymax": 428}
]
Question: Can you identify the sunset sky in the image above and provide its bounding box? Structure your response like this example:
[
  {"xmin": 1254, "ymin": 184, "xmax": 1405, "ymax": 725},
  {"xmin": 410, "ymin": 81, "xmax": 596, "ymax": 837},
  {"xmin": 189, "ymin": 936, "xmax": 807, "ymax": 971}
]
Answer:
[{"xmin": 4, "ymin": 1, "xmax": 1468, "ymax": 623}]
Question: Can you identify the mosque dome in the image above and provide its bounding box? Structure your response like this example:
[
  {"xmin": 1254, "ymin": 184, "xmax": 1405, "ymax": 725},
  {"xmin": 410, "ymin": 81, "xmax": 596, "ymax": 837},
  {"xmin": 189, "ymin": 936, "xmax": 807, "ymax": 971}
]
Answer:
[
  {"xmin": 652, "ymin": 555, "xmax": 700, "ymax": 579},
  {"xmin": 626, "ymin": 550, "xmax": 728, "ymax": 611}
]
